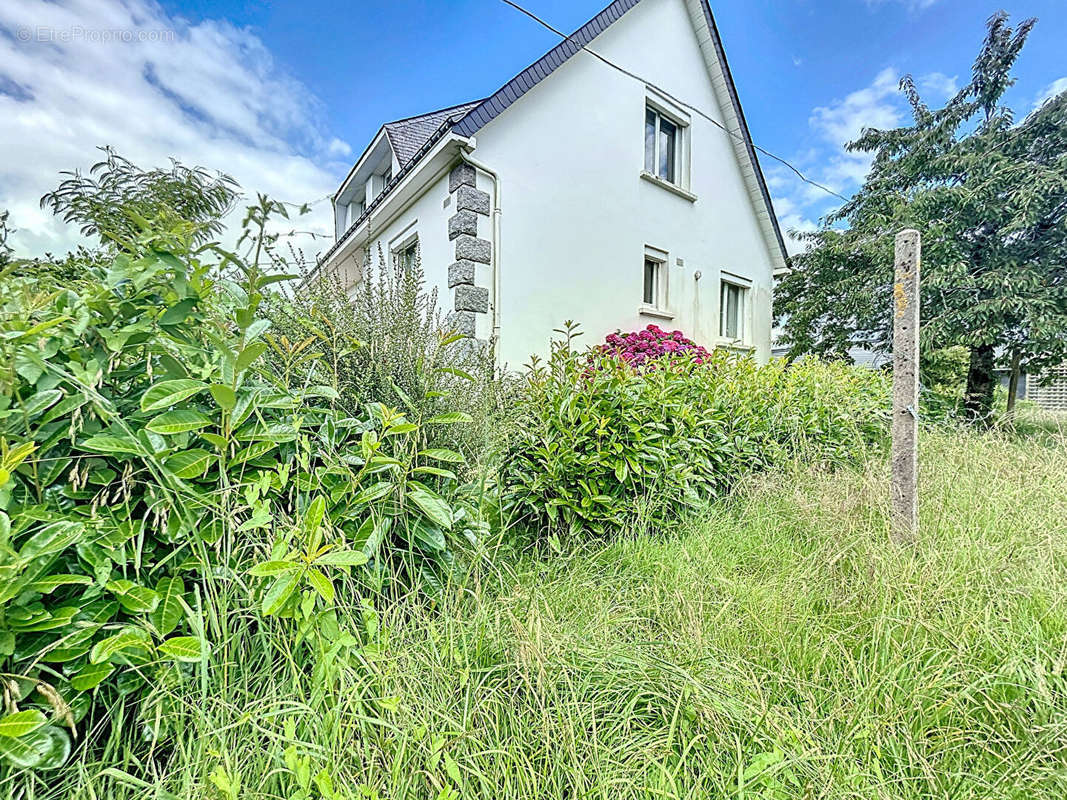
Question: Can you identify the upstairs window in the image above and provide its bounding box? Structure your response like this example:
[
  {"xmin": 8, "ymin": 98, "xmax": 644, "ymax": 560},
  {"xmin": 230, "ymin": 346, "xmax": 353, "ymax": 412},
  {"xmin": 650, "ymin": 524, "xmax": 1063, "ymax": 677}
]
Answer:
[{"xmin": 645, "ymin": 107, "xmax": 678, "ymax": 184}]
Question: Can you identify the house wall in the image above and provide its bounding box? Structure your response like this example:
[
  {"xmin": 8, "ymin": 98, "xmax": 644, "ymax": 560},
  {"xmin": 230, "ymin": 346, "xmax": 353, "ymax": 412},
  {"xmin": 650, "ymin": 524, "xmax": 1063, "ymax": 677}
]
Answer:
[
  {"xmin": 333, "ymin": 168, "xmax": 496, "ymax": 342},
  {"xmin": 468, "ymin": 0, "xmax": 778, "ymax": 368}
]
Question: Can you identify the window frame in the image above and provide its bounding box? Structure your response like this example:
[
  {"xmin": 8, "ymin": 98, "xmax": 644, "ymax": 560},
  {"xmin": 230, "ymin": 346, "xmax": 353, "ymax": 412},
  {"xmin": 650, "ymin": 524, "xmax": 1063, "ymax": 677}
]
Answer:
[
  {"xmin": 645, "ymin": 108, "xmax": 678, "ymax": 184},
  {"xmin": 642, "ymin": 94, "xmax": 691, "ymax": 191},
  {"xmin": 639, "ymin": 245, "xmax": 671, "ymax": 318},
  {"xmin": 390, "ymin": 229, "xmax": 419, "ymax": 273},
  {"xmin": 718, "ymin": 275, "xmax": 751, "ymax": 343},
  {"xmin": 643, "ymin": 257, "xmax": 660, "ymax": 307}
]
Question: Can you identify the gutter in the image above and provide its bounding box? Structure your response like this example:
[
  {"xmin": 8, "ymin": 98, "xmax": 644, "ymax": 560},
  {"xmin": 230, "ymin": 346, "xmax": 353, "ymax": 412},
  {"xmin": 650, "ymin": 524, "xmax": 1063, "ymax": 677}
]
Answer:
[
  {"xmin": 318, "ymin": 122, "xmax": 470, "ymax": 269},
  {"xmin": 312, "ymin": 129, "xmax": 471, "ymax": 285}
]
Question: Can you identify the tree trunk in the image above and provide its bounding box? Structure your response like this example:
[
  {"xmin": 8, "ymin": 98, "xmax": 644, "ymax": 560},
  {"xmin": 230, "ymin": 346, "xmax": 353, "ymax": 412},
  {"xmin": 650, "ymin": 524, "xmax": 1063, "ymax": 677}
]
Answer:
[
  {"xmin": 964, "ymin": 343, "xmax": 997, "ymax": 425},
  {"xmin": 1006, "ymin": 349, "xmax": 1021, "ymax": 421}
]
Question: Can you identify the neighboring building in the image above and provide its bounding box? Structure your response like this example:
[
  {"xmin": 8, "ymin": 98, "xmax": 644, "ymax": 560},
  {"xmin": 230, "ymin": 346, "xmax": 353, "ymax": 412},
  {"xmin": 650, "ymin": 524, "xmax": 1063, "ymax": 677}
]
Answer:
[
  {"xmin": 1027, "ymin": 365, "xmax": 1067, "ymax": 411},
  {"xmin": 317, "ymin": 0, "xmax": 786, "ymax": 368}
]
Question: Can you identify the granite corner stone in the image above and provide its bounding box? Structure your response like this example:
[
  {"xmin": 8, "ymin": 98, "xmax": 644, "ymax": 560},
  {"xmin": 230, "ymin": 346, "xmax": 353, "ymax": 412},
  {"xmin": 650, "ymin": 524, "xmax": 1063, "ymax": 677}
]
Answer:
[
  {"xmin": 448, "ymin": 210, "xmax": 478, "ymax": 240},
  {"xmin": 454, "ymin": 235, "xmax": 491, "ymax": 264},
  {"xmin": 448, "ymin": 163, "xmax": 476, "ymax": 192},
  {"xmin": 448, "ymin": 260, "xmax": 477, "ymax": 288},
  {"xmin": 454, "ymin": 285, "xmax": 489, "ymax": 314}
]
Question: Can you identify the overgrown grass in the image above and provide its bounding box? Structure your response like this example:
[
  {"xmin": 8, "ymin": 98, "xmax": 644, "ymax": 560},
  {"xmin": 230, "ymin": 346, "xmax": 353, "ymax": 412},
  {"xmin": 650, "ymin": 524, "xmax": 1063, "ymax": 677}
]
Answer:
[{"xmin": 32, "ymin": 426, "xmax": 1067, "ymax": 799}]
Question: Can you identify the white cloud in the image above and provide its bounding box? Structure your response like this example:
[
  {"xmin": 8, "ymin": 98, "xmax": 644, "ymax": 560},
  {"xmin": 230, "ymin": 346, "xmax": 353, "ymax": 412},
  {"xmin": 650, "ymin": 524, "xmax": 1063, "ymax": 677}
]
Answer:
[
  {"xmin": 803, "ymin": 68, "xmax": 903, "ymax": 195},
  {"xmin": 0, "ymin": 0, "xmax": 349, "ymax": 258},
  {"xmin": 772, "ymin": 195, "xmax": 818, "ymax": 256},
  {"xmin": 919, "ymin": 71, "xmax": 958, "ymax": 100},
  {"xmin": 1034, "ymin": 77, "xmax": 1067, "ymax": 110},
  {"xmin": 810, "ymin": 67, "xmax": 901, "ymax": 151},
  {"xmin": 771, "ymin": 63, "xmax": 968, "ymax": 253},
  {"xmin": 327, "ymin": 138, "xmax": 353, "ymax": 158}
]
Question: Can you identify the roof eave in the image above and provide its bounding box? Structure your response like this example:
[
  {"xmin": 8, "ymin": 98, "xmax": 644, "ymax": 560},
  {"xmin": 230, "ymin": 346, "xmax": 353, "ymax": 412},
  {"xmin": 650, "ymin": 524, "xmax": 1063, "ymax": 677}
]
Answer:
[
  {"xmin": 317, "ymin": 130, "xmax": 473, "ymax": 272},
  {"xmin": 333, "ymin": 127, "xmax": 392, "ymax": 203},
  {"xmin": 695, "ymin": 0, "xmax": 788, "ymax": 269}
]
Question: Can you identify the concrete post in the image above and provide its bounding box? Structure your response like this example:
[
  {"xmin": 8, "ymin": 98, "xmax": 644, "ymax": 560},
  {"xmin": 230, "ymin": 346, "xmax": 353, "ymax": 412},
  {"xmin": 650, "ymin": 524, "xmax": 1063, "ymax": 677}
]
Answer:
[{"xmin": 891, "ymin": 229, "xmax": 920, "ymax": 543}]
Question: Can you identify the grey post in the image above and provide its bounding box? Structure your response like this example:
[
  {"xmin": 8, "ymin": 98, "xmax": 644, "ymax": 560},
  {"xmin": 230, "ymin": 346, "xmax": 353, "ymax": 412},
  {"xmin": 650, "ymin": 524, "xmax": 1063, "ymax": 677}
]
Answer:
[{"xmin": 891, "ymin": 229, "xmax": 920, "ymax": 542}]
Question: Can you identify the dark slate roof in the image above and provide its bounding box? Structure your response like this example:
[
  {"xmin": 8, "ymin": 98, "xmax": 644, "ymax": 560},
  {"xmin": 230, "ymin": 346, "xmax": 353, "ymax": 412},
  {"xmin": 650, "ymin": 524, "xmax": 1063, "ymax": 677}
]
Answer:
[
  {"xmin": 326, "ymin": 0, "xmax": 786, "ymax": 266},
  {"xmin": 384, "ymin": 101, "xmax": 483, "ymax": 166}
]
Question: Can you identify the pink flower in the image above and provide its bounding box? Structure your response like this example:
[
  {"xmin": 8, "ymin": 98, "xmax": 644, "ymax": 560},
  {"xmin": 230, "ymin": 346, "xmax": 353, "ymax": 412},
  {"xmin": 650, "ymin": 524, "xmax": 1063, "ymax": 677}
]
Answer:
[{"xmin": 592, "ymin": 325, "xmax": 710, "ymax": 371}]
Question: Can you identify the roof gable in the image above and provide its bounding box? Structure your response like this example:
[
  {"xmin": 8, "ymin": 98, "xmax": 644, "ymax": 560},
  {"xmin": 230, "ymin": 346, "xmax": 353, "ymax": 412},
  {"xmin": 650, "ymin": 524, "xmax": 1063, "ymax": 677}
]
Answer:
[
  {"xmin": 329, "ymin": 0, "xmax": 786, "ymax": 269},
  {"xmin": 451, "ymin": 0, "xmax": 785, "ymax": 267}
]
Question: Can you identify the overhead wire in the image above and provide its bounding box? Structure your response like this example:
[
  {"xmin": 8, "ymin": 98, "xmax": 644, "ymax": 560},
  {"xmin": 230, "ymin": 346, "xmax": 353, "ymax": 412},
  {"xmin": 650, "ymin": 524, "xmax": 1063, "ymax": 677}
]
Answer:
[{"xmin": 498, "ymin": 0, "xmax": 850, "ymax": 203}]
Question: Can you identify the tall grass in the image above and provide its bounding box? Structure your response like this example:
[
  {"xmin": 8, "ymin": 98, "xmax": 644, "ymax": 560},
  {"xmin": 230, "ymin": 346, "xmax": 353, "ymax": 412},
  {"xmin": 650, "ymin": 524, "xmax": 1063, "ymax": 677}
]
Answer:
[{"xmin": 26, "ymin": 425, "xmax": 1067, "ymax": 799}]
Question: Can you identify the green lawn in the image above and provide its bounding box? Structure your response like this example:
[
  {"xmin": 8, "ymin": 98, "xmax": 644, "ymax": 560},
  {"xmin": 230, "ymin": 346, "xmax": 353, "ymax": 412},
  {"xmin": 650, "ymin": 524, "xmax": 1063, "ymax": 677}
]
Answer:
[{"xmin": 52, "ymin": 425, "xmax": 1067, "ymax": 799}]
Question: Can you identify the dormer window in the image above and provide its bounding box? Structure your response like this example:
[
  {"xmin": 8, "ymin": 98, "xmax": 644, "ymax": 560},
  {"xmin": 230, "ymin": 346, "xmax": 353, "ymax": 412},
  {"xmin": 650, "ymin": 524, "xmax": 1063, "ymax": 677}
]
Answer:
[
  {"xmin": 350, "ymin": 199, "xmax": 365, "ymax": 226},
  {"xmin": 367, "ymin": 163, "xmax": 393, "ymax": 201}
]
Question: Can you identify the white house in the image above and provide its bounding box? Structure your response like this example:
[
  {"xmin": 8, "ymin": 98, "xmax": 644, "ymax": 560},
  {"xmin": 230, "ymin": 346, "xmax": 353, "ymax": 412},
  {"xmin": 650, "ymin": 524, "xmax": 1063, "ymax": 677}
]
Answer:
[{"xmin": 318, "ymin": 0, "xmax": 787, "ymax": 368}]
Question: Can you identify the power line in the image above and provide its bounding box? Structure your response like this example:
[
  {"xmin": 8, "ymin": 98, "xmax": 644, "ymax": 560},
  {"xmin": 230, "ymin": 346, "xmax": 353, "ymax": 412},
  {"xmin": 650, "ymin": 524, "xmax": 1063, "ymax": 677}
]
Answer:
[{"xmin": 498, "ymin": 0, "xmax": 850, "ymax": 203}]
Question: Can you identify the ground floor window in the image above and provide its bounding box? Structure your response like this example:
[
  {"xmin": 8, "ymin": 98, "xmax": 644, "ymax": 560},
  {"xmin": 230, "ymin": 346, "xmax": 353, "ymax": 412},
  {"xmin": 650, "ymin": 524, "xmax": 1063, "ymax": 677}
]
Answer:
[
  {"xmin": 395, "ymin": 237, "xmax": 418, "ymax": 272},
  {"xmin": 720, "ymin": 279, "xmax": 748, "ymax": 341},
  {"xmin": 643, "ymin": 258, "xmax": 659, "ymax": 306},
  {"xmin": 642, "ymin": 246, "xmax": 669, "ymax": 311}
]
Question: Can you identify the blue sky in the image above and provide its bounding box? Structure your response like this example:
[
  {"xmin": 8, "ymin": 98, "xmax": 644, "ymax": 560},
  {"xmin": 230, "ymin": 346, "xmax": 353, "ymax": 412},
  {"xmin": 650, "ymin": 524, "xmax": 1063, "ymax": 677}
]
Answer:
[{"xmin": 2, "ymin": 0, "xmax": 1064, "ymax": 254}]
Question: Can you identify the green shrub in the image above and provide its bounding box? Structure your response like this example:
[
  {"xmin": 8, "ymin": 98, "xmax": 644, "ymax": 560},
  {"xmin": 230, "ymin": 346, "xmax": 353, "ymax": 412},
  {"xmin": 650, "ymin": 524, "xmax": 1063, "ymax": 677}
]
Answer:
[
  {"xmin": 500, "ymin": 325, "xmax": 890, "ymax": 537},
  {"xmin": 266, "ymin": 247, "xmax": 513, "ymax": 471},
  {"xmin": 0, "ymin": 201, "xmax": 482, "ymax": 774}
]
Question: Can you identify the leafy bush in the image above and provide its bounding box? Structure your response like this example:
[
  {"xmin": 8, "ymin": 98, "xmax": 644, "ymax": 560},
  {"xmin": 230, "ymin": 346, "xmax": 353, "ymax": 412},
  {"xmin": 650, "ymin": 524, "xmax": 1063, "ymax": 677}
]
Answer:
[
  {"xmin": 0, "ymin": 199, "xmax": 481, "ymax": 774},
  {"xmin": 267, "ymin": 247, "xmax": 513, "ymax": 470},
  {"xmin": 597, "ymin": 324, "xmax": 710, "ymax": 367},
  {"xmin": 500, "ymin": 325, "xmax": 890, "ymax": 537}
]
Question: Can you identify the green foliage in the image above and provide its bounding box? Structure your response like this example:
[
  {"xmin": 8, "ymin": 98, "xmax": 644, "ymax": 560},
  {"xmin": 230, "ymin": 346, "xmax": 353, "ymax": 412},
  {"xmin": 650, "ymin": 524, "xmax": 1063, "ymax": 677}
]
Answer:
[
  {"xmin": 776, "ymin": 13, "xmax": 1067, "ymax": 423},
  {"xmin": 0, "ymin": 175, "xmax": 481, "ymax": 775},
  {"xmin": 917, "ymin": 345, "xmax": 971, "ymax": 419},
  {"xmin": 30, "ymin": 427, "xmax": 1067, "ymax": 800},
  {"xmin": 266, "ymin": 246, "xmax": 513, "ymax": 470},
  {"xmin": 39, "ymin": 147, "xmax": 240, "ymax": 251},
  {"xmin": 500, "ymin": 324, "xmax": 889, "ymax": 537}
]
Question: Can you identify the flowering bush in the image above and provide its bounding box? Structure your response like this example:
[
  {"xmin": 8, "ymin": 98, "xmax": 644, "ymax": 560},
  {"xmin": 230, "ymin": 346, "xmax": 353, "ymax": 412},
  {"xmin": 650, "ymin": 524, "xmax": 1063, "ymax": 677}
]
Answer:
[
  {"xmin": 501, "ymin": 325, "xmax": 891, "ymax": 538},
  {"xmin": 598, "ymin": 324, "xmax": 710, "ymax": 367}
]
